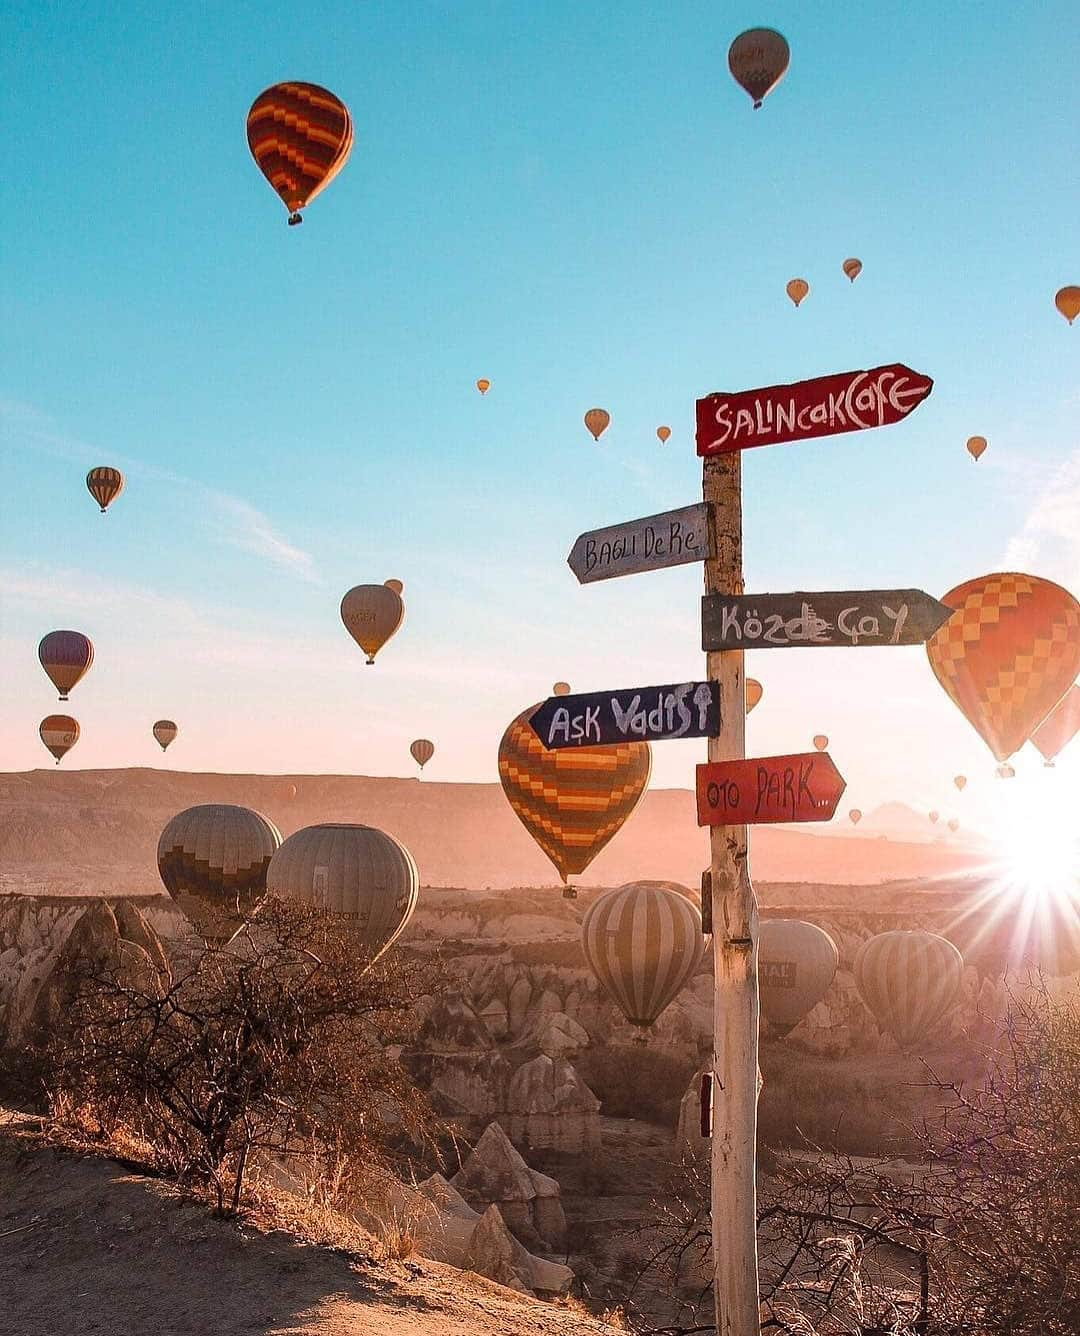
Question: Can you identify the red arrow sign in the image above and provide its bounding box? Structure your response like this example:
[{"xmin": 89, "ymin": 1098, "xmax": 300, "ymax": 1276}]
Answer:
[
  {"xmin": 696, "ymin": 753, "xmax": 846, "ymax": 826},
  {"xmin": 696, "ymin": 364, "xmax": 933, "ymax": 457}
]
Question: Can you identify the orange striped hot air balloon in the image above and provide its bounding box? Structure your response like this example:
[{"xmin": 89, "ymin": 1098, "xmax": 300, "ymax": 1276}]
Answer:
[
  {"xmin": 854, "ymin": 930, "xmax": 963, "ymax": 1051},
  {"xmin": 786, "ymin": 278, "xmax": 809, "ymax": 307},
  {"xmin": 498, "ymin": 704, "xmax": 650, "ymax": 898},
  {"xmin": 410, "ymin": 738, "xmax": 435, "ymax": 771},
  {"xmin": 1031, "ymin": 683, "xmax": 1080, "ymax": 766},
  {"xmin": 581, "ymin": 882, "xmax": 704, "ymax": 1029},
  {"xmin": 153, "ymin": 720, "xmax": 178, "ymax": 752},
  {"xmin": 842, "ymin": 257, "xmax": 862, "ymax": 283},
  {"xmin": 39, "ymin": 715, "xmax": 79, "ymax": 764},
  {"xmin": 745, "ymin": 679, "xmax": 763, "ymax": 714},
  {"xmin": 86, "ymin": 467, "xmax": 124, "ymax": 514},
  {"xmin": 925, "ymin": 574, "xmax": 1080, "ymax": 764},
  {"xmin": 584, "ymin": 408, "xmax": 610, "ymax": 442},
  {"xmin": 38, "ymin": 631, "xmax": 94, "ymax": 701},
  {"xmin": 246, "ymin": 82, "xmax": 353, "ymax": 225}
]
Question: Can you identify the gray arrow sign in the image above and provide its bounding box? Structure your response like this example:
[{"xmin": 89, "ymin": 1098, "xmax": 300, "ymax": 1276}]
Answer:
[
  {"xmin": 568, "ymin": 503, "xmax": 710, "ymax": 584},
  {"xmin": 529, "ymin": 680, "xmax": 721, "ymax": 749},
  {"xmin": 702, "ymin": 589, "xmax": 953, "ymax": 651}
]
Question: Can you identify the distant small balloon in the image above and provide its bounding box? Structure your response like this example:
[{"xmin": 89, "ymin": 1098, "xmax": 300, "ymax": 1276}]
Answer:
[
  {"xmin": 786, "ymin": 278, "xmax": 809, "ymax": 307},
  {"xmin": 954, "ymin": 775, "xmax": 967, "ymax": 792},
  {"xmin": 153, "ymin": 720, "xmax": 178, "ymax": 752},
  {"xmin": 929, "ymin": 811, "xmax": 940, "ymax": 824},
  {"xmin": 842, "ymin": 258, "xmax": 862, "ymax": 283},
  {"xmin": 728, "ymin": 28, "xmax": 790, "ymax": 109},
  {"xmin": 656, "ymin": 426, "xmax": 671, "ymax": 444},
  {"xmin": 1054, "ymin": 286, "xmax": 1080, "ymax": 324},
  {"xmin": 1030, "ymin": 685, "xmax": 1080, "ymax": 766},
  {"xmin": 476, "ymin": 378, "xmax": 490, "ymax": 395},
  {"xmin": 849, "ymin": 809, "xmax": 862, "ymax": 826},
  {"xmin": 86, "ymin": 467, "xmax": 124, "ymax": 514},
  {"xmin": 40, "ymin": 715, "xmax": 79, "ymax": 765},
  {"xmin": 966, "ymin": 436, "xmax": 987, "ymax": 461},
  {"xmin": 813, "ymin": 734, "xmax": 828, "ymax": 752},
  {"xmin": 947, "ymin": 818, "xmax": 959, "ymax": 832},
  {"xmin": 384, "ymin": 579, "xmax": 404, "ymax": 595},
  {"xmin": 552, "ymin": 682, "xmax": 571, "ymax": 696},
  {"xmin": 584, "ymin": 408, "xmax": 610, "ymax": 441},
  {"xmin": 745, "ymin": 679, "xmax": 763, "ymax": 714},
  {"xmin": 410, "ymin": 738, "xmax": 435, "ymax": 771}
]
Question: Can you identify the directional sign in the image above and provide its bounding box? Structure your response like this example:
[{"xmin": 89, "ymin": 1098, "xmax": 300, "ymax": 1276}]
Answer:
[
  {"xmin": 695, "ymin": 363, "xmax": 933, "ymax": 457},
  {"xmin": 701, "ymin": 589, "xmax": 952, "ymax": 652},
  {"xmin": 696, "ymin": 753, "xmax": 846, "ymax": 827},
  {"xmin": 530, "ymin": 680, "xmax": 721, "ymax": 749},
  {"xmin": 567, "ymin": 503, "xmax": 709, "ymax": 584}
]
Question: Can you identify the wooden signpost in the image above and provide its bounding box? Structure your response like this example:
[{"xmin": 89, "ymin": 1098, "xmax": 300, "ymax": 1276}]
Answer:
[
  {"xmin": 696, "ymin": 752, "xmax": 846, "ymax": 826},
  {"xmin": 567, "ymin": 502, "xmax": 709, "ymax": 583},
  {"xmin": 695, "ymin": 363, "xmax": 933, "ymax": 456},
  {"xmin": 530, "ymin": 680, "xmax": 720, "ymax": 749},
  {"xmin": 701, "ymin": 588, "xmax": 952, "ymax": 651}
]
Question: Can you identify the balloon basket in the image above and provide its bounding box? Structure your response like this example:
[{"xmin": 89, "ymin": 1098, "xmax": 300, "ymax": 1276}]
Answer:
[
  {"xmin": 561, "ymin": 885, "xmax": 577, "ymax": 901},
  {"xmin": 288, "ymin": 212, "xmax": 303, "ymax": 226}
]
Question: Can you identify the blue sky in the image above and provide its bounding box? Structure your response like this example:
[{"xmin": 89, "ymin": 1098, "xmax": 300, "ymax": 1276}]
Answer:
[{"xmin": 2, "ymin": 1, "xmax": 1078, "ymax": 827}]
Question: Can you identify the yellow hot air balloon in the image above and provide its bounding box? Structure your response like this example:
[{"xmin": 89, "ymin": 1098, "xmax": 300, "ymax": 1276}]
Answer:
[
  {"xmin": 341, "ymin": 584, "xmax": 405, "ymax": 665},
  {"xmin": 410, "ymin": 738, "xmax": 435, "ymax": 771},
  {"xmin": 842, "ymin": 258, "xmax": 862, "ymax": 283},
  {"xmin": 152, "ymin": 720, "xmax": 178, "ymax": 752},
  {"xmin": 759, "ymin": 919, "xmax": 838, "ymax": 1037},
  {"xmin": 849, "ymin": 808, "xmax": 862, "ymax": 825},
  {"xmin": 745, "ymin": 679, "xmax": 763, "ymax": 714},
  {"xmin": 86, "ymin": 467, "xmax": 124, "ymax": 514},
  {"xmin": 728, "ymin": 28, "xmax": 790, "ymax": 109},
  {"xmin": 476, "ymin": 378, "xmax": 490, "ymax": 395},
  {"xmin": 954, "ymin": 774, "xmax": 967, "ymax": 792},
  {"xmin": 38, "ymin": 631, "xmax": 94, "ymax": 701},
  {"xmin": 1054, "ymin": 286, "xmax": 1080, "ymax": 324},
  {"xmin": 786, "ymin": 278, "xmax": 809, "ymax": 307},
  {"xmin": 581, "ymin": 882, "xmax": 704, "ymax": 1029},
  {"xmin": 384, "ymin": 579, "xmax": 404, "ymax": 595},
  {"xmin": 552, "ymin": 681, "xmax": 571, "ymax": 696},
  {"xmin": 584, "ymin": 408, "xmax": 610, "ymax": 441},
  {"xmin": 246, "ymin": 82, "xmax": 353, "ymax": 225},
  {"xmin": 40, "ymin": 715, "xmax": 79, "ymax": 765},
  {"xmin": 498, "ymin": 704, "xmax": 650, "ymax": 898},
  {"xmin": 966, "ymin": 435, "xmax": 987, "ymax": 461},
  {"xmin": 813, "ymin": 734, "xmax": 828, "ymax": 752},
  {"xmin": 854, "ymin": 931, "xmax": 963, "ymax": 1051},
  {"xmin": 157, "ymin": 804, "xmax": 282, "ymax": 942},
  {"xmin": 656, "ymin": 426, "xmax": 671, "ymax": 445},
  {"xmin": 266, "ymin": 823, "xmax": 418, "ymax": 962}
]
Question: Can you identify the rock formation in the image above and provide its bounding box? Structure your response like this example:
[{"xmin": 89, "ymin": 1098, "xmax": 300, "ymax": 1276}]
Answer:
[
  {"xmin": 402, "ymin": 994, "xmax": 512, "ymax": 1121},
  {"xmin": 501, "ymin": 1054, "xmax": 601, "ymax": 1154},
  {"xmin": 450, "ymin": 1120, "xmax": 566, "ymax": 1250}
]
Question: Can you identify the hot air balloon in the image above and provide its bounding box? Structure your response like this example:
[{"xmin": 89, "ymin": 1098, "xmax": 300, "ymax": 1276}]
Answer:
[
  {"xmin": 656, "ymin": 426, "xmax": 671, "ymax": 445},
  {"xmin": 246, "ymin": 82, "xmax": 353, "ymax": 225},
  {"xmin": 498, "ymin": 704, "xmax": 650, "ymax": 898},
  {"xmin": 410, "ymin": 738, "xmax": 435, "ymax": 771},
  {"xmin": 341, "ymin": 584, "xmax": 405, "ymax": 665},
  {"xmin": 745, "ymin": 679, "xmax": 763, "ymax": 714},
  {"xmin": 476, "ymin": 379, "xmax": 490, "ymax": 395},
  {"xmin": 584, "ymin": 408, "xmax": 610, "ymax": 442},
  {"xmin": 786, "ymin": 278, "xmax": 809, "ymax": 307},
  {"xmin": 265, "ymin": 823, "xmax": 418, "ymax": 961},
  {"xmin": 38, "ymin": 631, "xmax": 94, "ymax": 701},
  {"xmin": 384, "ymin": 579, "xmax": 404, "ymax": 595},
  {"xmin": 39, "ymin": 715, "xmax": 79, "ymax": 765},
  {"xmin": 842, "ymin": 258, "xmax": 862, "ymax": 283},
  {"xmin": 849, "ymin": 809, "xmax": 862, "ymax": 826},
  {"xmin": 153, "ymin": 720, "xmax": 178, "ymax": 752},
  {"xmin": 929, "ymin": 811, "xmax": 940, "ymax": 824},
  {"xmin": 1055, "ymin": 286, "xmax": 1080, "ymax": 325},
  {"xmin": 925, "ymin": 573, "xmax": 1080, "ymax": 764},
  {"xmin": 759, "ymin": 919, "xmax": 838, "ymax": 1037},
  {"xmin": 581, "ymin": 882, "xmax": 704, "ymax": 1029},
  {"xmin": 158, "ymin": 805, "xmax": 281, "ymax": 942},
  {"xmin": 947, "ymin": 818, "xmax": 959, "ymax": 833},
  {"xmin": 965, "ymin": 436, "xmax": 987, "ymax": 461},
  {"xmin": 854, "ymin": 930, "xmax": 963, "ymax": 1051},
  {"xmin": 728, "ymin": 28, "xmax": 790, "ymax": 108},
  {"xmin": 282, "ymin": 782, "xmax": 299, "ymax": 801},
  {"xmin": 954, "ymin": 775, "xmax": 967, "ymax": 792},
  {"xmin": 997, "ymin": 763, "xmax": 1016, "ymax": 779},
  {"xmin": 552, "ymin": 682, "xmax": 571, "ymax": 696},
  {"xmin": 1031, "ymin": 683, "xmax": 1080, "ymax": 766},
  {"xmin": 813, "ymin": 734, "xmax": 828, "ymax": 752},
  {"xmin": 86, "ymin": 467, "xmax": 124, "ymax": 514}
]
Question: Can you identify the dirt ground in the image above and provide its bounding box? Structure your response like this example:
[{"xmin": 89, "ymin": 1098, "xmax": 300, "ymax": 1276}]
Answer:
[{"xmin": 0, "ymin": 1123, "xmax": 616, "ymax": 1336}]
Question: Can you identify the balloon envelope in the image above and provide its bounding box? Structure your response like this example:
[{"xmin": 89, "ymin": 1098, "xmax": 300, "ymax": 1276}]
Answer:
[
  {"xmin": 476, "ymin": 378, "xmax": 490, "ymax": 394},
  {"xmin": 1031, "ymin": 684, "xmax": 1080, "ymax": 764},
  {"xmin": 384, "ymin": 579, "xmax": 404, "ymax": 595},
  {"xmin": 966, "ymin": 436, "xmax": 987, "ymax": 461},
  {"xmin": 153, "ymin": 720, "xmax": 178, "ymax": 752},
  {"xmin": 786, "ymin": 278, "xmax": 809, "ymax": 307},
  {"xmin": 854, "ymin": 930, "xmax": 963, "ymax": 1050},
  {"xmin": 157, "ymin": 804, "xmax": 281, "ymax": 942},
  {"xmin": 759, "ymin": 919, "xmax": 838, "ymax": 1036},
  {"xmin": 848, "ymin": 809, "xmax": 862, "ymax": 825},
  {"xmin": 929, "ymin": 811, "xmax": 939, "ymax": 824},
  {"xmin": 552, "ymin": 681, "xmax": 571, "ymax": 696},
  {"xmin": 38, "ymin": 631, "xmax": 94, "ymax": 701},
  {"xmin": 728, "ymin": 28, "xmax": 790, "ymax": 108},
  {"xmin": 926, "ymin": 573, "xmax": 1080, "ymax": 763},
  {"xmin": 341, "ymin": 584, "xmax": 405, "ymax": 664},
  {"xmin": 842, "ymin": 258, "xmax": 862, "ymax": 282},
  {"xmin": 745, "ymin": 679, "xmax": 763, "ymax": 714},
  {"xmin": 410, "ymin": 738, "xmax": 435, "ymax": 770},
  {"xmin": 86, "ymin": 467, "xmax": 124, "ymax": 513},
  {"xmin": 813, "ymin": 734, "xmax": 828, "ymax": 752},
  {"xmin": 581, "ymin": 882, "xmax": 704, "ymax": 1028},
  {"xmin": 656, "ymin": 426, "xmax": 671, "ymax": 444},
  {"xmin": 584, "ymin": 408, "xmax": 610, "ymax": 441},
  {"xmin": 1055, "ymin": 285, "xmax": 1080, "ymax": 324},
  {"xmin": 265, "ymin": 823, "xmax": 418, "ymax": 961},
  {"xmin": 954, "ymin": 775, "xmax": 967, "ymax": 791},
  {"xmin": 246, "ymin": 82, "xmax": 352, "ymax": 224},
  {"xmin": 40, "ymin": 715, "xmax": 79, "ymax": 764},
  {"xmin": 498, "ymin": 704, "xmax": 650, "ymax": 890}
]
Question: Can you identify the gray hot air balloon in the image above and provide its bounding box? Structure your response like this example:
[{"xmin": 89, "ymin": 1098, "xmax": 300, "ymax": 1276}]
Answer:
[
  {"xmin": 157, "ymin": 804, "xmax": 282, "ymax": 943},
  {"xmin": 759, "ymin": 919, "xmax": 839, "ymax": 1037},
  {"xmin": 854, "ymin": 930, "xmax": 963, "ymax": 1051},
  {"xmin": 265, "ymin": 823, "xmax": 419, "ymax": 961}
]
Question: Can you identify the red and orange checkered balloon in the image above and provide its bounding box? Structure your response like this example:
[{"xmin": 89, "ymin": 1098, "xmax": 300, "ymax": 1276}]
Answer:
[
  {"xmin": 247, "ymin": 82, "xmax": 353, "ymax": 225},
  {"xmin": 926, "ymin": 573, "xmax": 1080, "ymax": 763},
  {"xmin": 498, "ymin": 704, "xmax": 651, "ymax": 886}
]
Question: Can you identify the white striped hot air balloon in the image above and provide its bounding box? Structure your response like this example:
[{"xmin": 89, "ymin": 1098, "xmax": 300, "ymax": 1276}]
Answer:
[
  {"xmin": 759, "ymin": 919, "xmax": 838, "ymax": 1037},
  {"xmin": 581, "ymin": 881, "xmax": 705, "ymax": 1030},
  {"xmin": 853, "ymin": 930, "xmax": 963, "ymax": 1051}
]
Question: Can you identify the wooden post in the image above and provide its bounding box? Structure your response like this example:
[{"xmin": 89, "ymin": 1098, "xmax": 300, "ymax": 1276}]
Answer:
[{"xmin": 703, "ymin": 451, "xmax": 761, "ymax": 1336}]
